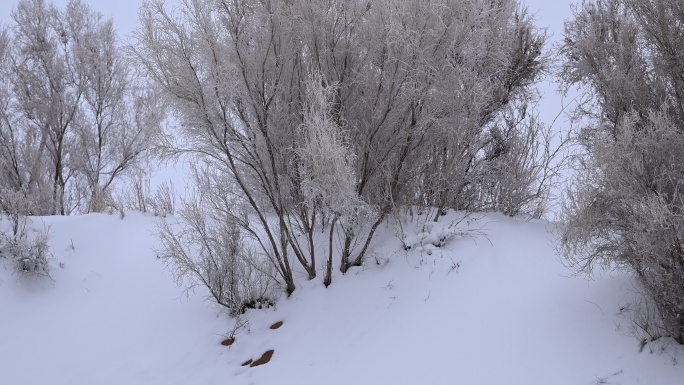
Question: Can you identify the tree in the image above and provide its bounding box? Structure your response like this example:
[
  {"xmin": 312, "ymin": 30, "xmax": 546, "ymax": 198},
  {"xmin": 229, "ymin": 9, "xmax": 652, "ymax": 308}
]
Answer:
[
  {"xmin": 135, "ymin": 0, "xmax": 545, "ymax": 294},
  {"xmin": 67, "ymin": 4, "xmax": 163, "ymax": 213},
  {"xmin": 559, "ymin": 0, "xmax": 684, "ymax": 343},
  {"xmin": 0, "ymin": 0, "xmax": 160, "ymax": 215},
  {"xmin": 296, "ymin": 70, "xmax": 369, "ymax": 286}
]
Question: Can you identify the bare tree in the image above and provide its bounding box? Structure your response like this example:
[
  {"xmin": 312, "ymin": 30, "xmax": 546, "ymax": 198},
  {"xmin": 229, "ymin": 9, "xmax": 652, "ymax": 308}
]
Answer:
[
  {"xmin": 0, "ymin": 24, "xmax": 54, "ymax": 217},
  {"xmin": 0, "ymin": 27, "xmax": 27, "ymax": 209},
  {"xmin": 559, "ymin": 0, "xmax": 684, "ymax": 343},
  {"xmin": 476, "ymin": 106, "xmax": 567, "ymax": 218},
  {"xmin": 68, "ymin": 8, "xmax": 163, "ymax": 213},
  {"xmin": 9, "ymin": 0, "xmax": 85, "ymax": 214},
  {"xmin": 135, "ymin": 0, "xmax": 545, "ymax": 293},
  {"xmin": 376, "ymin": 0, "xmax": 546, "ymax": 218},
  {"xmin": 0, "ymin": 0, "xmax": 160, "ymax": 215}
]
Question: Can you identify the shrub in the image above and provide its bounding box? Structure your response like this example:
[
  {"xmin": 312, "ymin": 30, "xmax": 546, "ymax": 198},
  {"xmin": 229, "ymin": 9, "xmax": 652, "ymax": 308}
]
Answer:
[{"xmin": 156, "ymin": 173, "xmax": 278, "ymax": 317}]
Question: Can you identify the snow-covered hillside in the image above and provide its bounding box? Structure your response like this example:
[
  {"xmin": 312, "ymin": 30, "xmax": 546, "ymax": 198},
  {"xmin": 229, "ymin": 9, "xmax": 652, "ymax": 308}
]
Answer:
[{"xmin": 1, "ymin": 212, "xmax": 683, "ymax": 384}]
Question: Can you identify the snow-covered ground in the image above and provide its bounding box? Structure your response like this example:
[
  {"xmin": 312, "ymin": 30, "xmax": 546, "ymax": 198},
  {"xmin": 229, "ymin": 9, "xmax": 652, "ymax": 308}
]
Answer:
[{"xmin": 1, "ymin": 211, "xmax": 683, "ymax": 385}]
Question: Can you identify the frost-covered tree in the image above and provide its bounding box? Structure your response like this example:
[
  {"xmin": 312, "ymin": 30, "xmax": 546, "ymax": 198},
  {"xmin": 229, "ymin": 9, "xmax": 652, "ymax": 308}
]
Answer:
[
  {"xmin": 67, "ymin": 5, "xmax": 163, "ymax": 213},
  {"xmin": 135, "ymin": 0, "xmax": 545, "ymax": 293},
  {"xmin": 1, "ymin": 0, "xmax": 67, "ymax": 215},
  {"xmin": 0, "ymin": 0, "xmax": 160, "ymax": 215},
  {"xmin": 559, "ymin": 0, "xmax": 684, "ymax": 343},
  {"xmin": 0, "ymin": 25, "xmax": 52, "ymax": 276},
  {"xmin": 296, "ymin": 70, "xmax": 370, "ymax": 286},
  {"xmin": 476, "ymin": 108, "xmax": 562, "ymax": 218}
]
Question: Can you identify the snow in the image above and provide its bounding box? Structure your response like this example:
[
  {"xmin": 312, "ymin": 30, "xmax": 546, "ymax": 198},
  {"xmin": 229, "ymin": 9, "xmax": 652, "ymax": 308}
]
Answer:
[{"xmin": 1, "ymin": 211, "xmax": 683, "ymax": 385}]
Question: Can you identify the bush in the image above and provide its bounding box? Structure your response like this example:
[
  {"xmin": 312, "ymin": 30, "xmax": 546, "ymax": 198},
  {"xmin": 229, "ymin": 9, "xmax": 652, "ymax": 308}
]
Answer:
[
  {"xmin": 156, "ymin": 173, "xmax": 278, "ymax": 317},
  {"xmin": 0, "ymin": 188, "xmax": 52, "ymax": 279},
  {"xmin": 559, "ymin": 0, "xmax": 684, "ymax": 343},
  {"xmin": 0, "ymin": 219, "xmax": 52, "ymax": 279},
  {"xmin": 559, "ymin": 109, "xmax": 684, "ymax": 343}
]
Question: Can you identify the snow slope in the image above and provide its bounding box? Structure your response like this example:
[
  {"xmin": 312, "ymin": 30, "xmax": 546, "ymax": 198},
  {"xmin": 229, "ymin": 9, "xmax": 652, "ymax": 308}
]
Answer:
[{"xmin": 1, "ymin": 212, "xmax": 683, "ymax": 385}]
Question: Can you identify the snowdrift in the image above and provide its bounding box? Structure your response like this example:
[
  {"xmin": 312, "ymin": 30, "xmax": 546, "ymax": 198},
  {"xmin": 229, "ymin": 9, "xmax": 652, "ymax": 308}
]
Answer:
[{"xmin": 1, "ymin": 212, "xmax": 682, "ymax": 385}]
